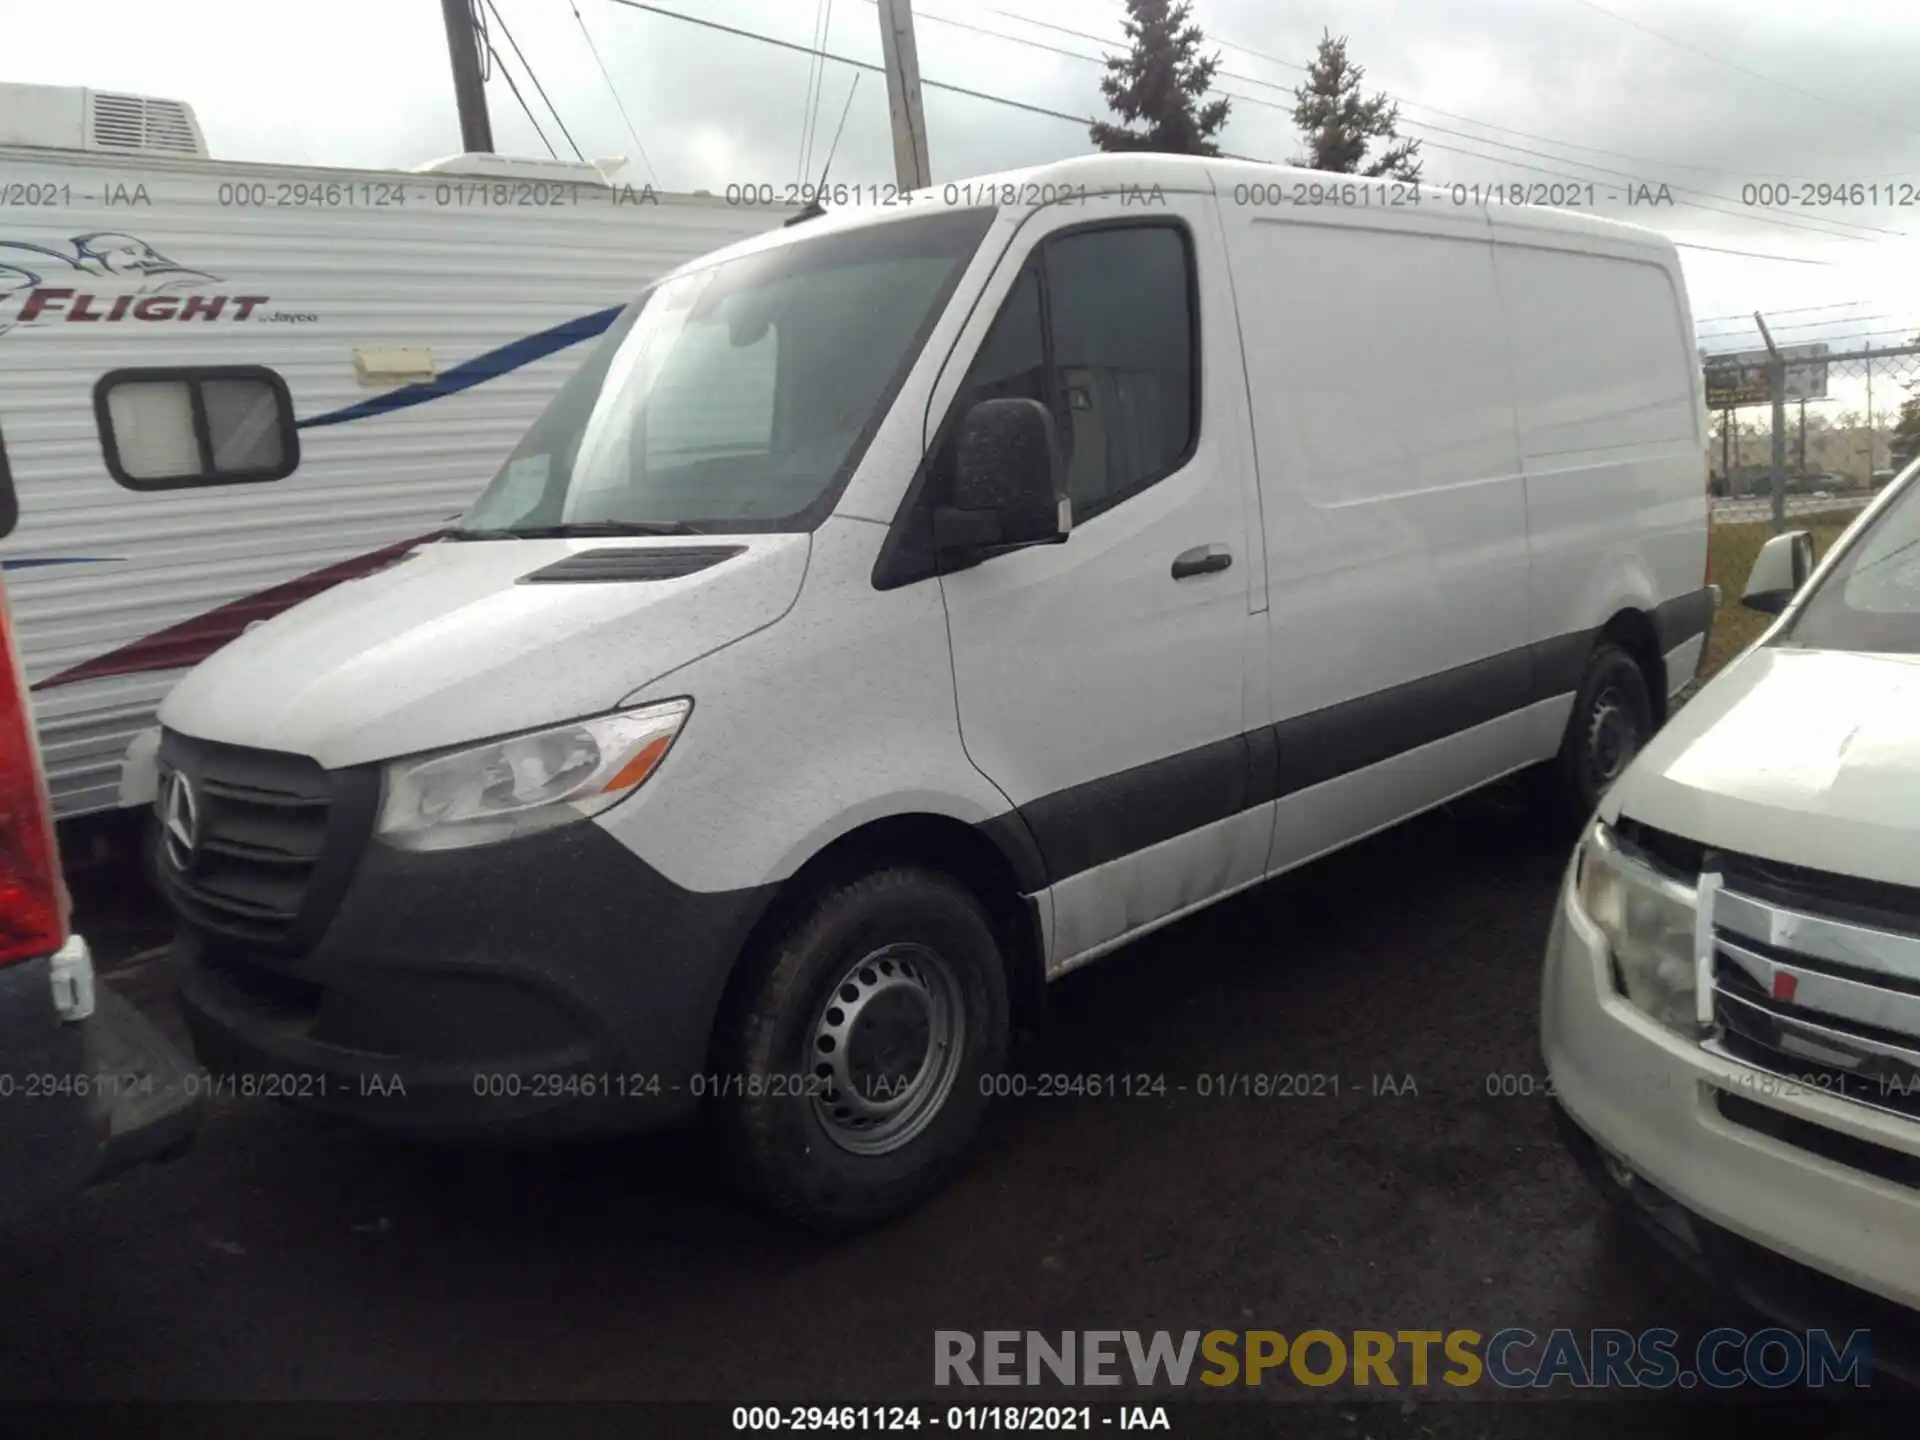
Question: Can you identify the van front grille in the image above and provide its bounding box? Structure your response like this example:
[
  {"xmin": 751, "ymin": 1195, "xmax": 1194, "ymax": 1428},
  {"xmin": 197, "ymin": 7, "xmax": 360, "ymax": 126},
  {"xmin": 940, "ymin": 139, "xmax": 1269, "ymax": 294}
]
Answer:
[{"xmin": 155, "ymin": 731, "xmax": 372, "ymax": 951}]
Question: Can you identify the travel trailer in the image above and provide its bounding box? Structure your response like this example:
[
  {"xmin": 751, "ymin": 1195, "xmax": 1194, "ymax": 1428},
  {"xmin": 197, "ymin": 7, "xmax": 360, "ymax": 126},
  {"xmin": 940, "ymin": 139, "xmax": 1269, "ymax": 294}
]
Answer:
[
  {"xmin": 0, "ymin": 81, "xmax": 790, "ymax": 817},
  {"xmin": 152, "ymin": 152, "xmax": 1713, "ymax": 1230}
]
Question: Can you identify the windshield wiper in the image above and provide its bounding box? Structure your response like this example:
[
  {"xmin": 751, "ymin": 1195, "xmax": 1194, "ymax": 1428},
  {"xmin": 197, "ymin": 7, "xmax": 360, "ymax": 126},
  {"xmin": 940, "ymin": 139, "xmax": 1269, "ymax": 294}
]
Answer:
[{"xmin": 447, "ymin": 520, "xmax": 707, "ymax": 540}]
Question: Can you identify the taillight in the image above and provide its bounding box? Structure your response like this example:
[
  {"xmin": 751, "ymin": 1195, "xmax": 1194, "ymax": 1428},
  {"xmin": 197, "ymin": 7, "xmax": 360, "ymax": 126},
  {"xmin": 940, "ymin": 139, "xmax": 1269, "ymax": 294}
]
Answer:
[{"xmin": 0, "ymin": 577, "xmax": 67, "ymax": 966}]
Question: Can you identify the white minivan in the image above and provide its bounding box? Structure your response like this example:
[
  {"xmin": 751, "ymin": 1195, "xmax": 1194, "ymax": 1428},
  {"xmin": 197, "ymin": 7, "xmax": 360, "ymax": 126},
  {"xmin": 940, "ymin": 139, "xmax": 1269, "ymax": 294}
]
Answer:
[
  {"xmin": 151, "ymin": 154, "xmax": 1710, "ymax": 1229},
  {"xmin": 1546, "ymin": 456, "xmax": 1920, "ymax": 1328}
]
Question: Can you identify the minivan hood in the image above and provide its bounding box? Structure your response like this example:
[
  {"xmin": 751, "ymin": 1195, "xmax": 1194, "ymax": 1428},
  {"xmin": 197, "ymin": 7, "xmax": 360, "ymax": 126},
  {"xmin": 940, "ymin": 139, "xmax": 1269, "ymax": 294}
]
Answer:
[
  {"xmin": 1603, "ymin": 645, "xmax": 1920, "ymax": 889},
  {"xmin": 159, "ymin": 535, "xmax": 808, "ymax": 768}
]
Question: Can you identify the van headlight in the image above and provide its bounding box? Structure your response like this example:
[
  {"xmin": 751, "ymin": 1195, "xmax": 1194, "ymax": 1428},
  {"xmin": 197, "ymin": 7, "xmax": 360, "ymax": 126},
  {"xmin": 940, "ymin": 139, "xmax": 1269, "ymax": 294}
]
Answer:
[
  {"xmin": 376, "ymin": 699, "xmax": 690, "ymax": 851},
  {"xmin": 1575, "ymin": 821, "xmax": 1699, "ymax": 1031}
]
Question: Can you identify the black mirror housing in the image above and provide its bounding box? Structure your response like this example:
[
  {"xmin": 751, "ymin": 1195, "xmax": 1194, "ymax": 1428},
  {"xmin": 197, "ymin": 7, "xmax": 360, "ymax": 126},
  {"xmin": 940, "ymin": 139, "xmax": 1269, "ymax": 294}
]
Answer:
[{"xmin": 934, "ymin": 398, "xmax": 1069, "ymax": 564}]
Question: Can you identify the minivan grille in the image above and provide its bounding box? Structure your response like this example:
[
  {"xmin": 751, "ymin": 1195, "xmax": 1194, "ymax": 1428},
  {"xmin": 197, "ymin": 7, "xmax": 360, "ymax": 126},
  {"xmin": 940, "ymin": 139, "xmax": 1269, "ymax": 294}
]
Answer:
[{"xmin": 155, "ymin": 734, "xmax": 339, "ymax": 948}]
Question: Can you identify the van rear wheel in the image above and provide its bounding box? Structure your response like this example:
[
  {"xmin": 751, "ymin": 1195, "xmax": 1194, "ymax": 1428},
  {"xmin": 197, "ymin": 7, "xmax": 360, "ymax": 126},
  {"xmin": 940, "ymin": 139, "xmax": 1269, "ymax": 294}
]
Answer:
[
  {"xmin": 713, "ymin": 865, "xmax": 1010, "ymax": 1233},
  {"xmin": 1537, "ymin": 643, "xmax": 1654, "ymax": 828}
]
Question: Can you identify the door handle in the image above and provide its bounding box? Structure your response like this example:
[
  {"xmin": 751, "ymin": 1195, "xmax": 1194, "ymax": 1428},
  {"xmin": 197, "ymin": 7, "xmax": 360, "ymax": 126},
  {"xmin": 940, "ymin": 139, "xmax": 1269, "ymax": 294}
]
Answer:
[{"xmin": 1171, "ymin": 543, "xmax": 1233, "ymax": 580}]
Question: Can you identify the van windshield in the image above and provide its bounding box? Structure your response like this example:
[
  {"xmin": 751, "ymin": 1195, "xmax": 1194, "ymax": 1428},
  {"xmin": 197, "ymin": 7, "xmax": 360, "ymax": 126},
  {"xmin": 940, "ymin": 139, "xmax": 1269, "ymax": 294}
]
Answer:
[
  {"xmin": 1781, "ymin": 459, "xmax": 1920, "ymax": 654},
  {"xmin": 456, "ymin": 207, "xmax": 994, "ymax": 536}
]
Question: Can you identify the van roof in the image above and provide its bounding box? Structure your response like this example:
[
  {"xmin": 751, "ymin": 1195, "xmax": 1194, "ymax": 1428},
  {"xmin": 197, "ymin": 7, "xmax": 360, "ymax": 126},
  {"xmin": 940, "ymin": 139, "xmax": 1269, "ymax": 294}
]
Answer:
[{"xmin": 664, "ymin": 151, "xmax": 1681, "ymax": 282}]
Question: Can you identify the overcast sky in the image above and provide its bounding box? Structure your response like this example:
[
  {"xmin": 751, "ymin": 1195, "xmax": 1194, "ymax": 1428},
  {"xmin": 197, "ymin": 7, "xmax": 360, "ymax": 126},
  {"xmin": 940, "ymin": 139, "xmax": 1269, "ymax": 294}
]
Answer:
[{"xmin": 7, "ymin": 0, "xmax": 1919, "ymax": 368}]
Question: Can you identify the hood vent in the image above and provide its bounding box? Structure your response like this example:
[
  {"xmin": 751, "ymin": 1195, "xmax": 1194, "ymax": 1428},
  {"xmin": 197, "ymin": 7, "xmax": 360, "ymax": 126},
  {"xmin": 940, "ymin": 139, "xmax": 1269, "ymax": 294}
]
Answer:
[{"xmin": 520, "ymin": 545, "xmax": 747, "ymax": 584}]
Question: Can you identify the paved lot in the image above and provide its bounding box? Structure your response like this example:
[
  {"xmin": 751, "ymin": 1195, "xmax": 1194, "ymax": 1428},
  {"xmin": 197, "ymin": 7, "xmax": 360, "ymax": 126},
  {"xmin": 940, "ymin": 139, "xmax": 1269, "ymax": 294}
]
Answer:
[{"xmin": 0, "ymin": 796, "xmax": 1851, "ymax": 1418}]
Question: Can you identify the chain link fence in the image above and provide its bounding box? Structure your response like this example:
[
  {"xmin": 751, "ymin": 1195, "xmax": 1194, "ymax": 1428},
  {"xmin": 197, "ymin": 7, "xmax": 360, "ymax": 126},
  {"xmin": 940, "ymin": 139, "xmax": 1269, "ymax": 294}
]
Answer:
[
  {"xmin": 1704, "ymin": 340, "xmax": 1920, "ymax": 532},
  {"xmin": 1695, "ymin": 338, "xmax": 1920, "ymax": 677}
]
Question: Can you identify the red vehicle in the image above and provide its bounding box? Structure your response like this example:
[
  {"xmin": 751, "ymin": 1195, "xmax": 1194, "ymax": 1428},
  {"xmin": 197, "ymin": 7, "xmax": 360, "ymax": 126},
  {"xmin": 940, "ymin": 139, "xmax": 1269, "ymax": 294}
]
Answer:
[{"xmin": 0, "ymin": 573, "xmax": 198, "ymax": 1223}]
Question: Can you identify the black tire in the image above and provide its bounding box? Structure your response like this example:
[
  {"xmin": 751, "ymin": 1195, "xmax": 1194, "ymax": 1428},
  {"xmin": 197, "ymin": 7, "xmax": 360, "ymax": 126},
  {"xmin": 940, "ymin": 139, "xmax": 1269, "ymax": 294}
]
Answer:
[
  {"xmin": 712, "ymin": 865, "xmax": 1010, "ymax": 1234},
  {"xmin": 1535, "ymin": 643, "xmax": 1655, "ymax": 830}
]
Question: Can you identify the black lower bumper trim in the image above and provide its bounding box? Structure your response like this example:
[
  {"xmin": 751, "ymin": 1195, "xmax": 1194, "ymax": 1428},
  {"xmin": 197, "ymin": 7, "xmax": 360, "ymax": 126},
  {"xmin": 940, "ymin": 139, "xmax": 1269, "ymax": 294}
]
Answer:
[
  {"xmin": 172, "ymin": 820, "xmax": 775, "ymax": 1140},
  {"xmin": 1553, "ymin": 1097, "xmax": 1920, "ymax": 1390}
]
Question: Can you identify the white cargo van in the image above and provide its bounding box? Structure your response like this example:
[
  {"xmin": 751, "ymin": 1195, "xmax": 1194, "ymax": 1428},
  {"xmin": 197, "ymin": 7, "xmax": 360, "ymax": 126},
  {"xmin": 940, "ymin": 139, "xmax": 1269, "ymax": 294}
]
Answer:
[
  {"xmin": 152, "ymin": 154, "xmax": 1711, "ymax": 1229},
  {"xmin": 1546, "ymin": 455, "xmax": 1920, "ymax": 1326}
]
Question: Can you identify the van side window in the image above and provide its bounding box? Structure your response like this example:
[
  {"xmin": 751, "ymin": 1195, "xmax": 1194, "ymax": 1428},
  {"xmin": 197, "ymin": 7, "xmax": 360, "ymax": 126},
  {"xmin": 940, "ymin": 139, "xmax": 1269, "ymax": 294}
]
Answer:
[
  {"xmin": 95, "ymin": 367, "xmax": 300, "ymax": 491},
  {"xmin": 931, "ymin": 263, "xmax": 1048, "ymax": 492},
  {"xmin": 1043, "ymin": 225, "xmax": 1196, "ymax": 521},
  {"xmin": 957, "ymin": 263, "xmax": 1048, "ymax": 408}
]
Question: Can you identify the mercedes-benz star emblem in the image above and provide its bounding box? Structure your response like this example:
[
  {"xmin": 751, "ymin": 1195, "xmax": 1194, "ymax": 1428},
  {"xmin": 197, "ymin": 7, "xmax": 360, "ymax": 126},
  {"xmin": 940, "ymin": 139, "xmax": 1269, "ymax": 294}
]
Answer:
[{"xmin": 162, "ymin": 770, "xmax": 199, "ymax": 873}]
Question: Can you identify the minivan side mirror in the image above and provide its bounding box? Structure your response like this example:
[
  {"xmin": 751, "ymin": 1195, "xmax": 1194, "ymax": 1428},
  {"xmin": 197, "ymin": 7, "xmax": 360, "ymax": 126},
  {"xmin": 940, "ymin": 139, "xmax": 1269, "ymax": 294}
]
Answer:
[
  {"xmin": 931, "ymin": 398, "xmax": 1071, "ymax": 564},
  {"xmin": 1743, "ymin": 530, "xmax": 1815, "ymax": 615}
]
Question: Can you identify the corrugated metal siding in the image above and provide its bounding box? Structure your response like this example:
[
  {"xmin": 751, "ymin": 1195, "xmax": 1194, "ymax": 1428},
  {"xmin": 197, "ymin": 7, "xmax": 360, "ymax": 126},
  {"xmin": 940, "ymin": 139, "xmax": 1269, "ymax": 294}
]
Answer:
[{"xmin": 0, "ymin": 151, "xmax": 791, "ymax": 815}]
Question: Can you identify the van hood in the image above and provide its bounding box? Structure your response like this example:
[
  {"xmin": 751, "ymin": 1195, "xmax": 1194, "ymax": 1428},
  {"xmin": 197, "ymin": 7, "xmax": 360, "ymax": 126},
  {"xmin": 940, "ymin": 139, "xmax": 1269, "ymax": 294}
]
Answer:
[
  {"xmin": 159, "ymin": 535, "xmax": 809, "ymax": 768},
  {"xmin": 1602, "ymin": 645, "xmax": 1920, "ymax": 889}
]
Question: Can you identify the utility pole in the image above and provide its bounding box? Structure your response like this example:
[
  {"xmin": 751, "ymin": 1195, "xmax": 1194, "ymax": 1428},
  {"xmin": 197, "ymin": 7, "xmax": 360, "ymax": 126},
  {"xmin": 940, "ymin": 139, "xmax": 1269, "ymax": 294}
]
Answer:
[
  {"xmin": 440, "ymin": 0, "xmax": 495, "ymax": 154},
  {"xmin": 1756, "ymin": 311, "xmax": 1787, "ymax": 533},
  {"xmin": 1866, "ymin": 355, "xmax": 1876, "ymax": 474},
  {"xmin": 1798, "ymin": 398, "xmax": 1807, "ymax": 476},
  {"xmin": 877, "ymin": 0, "xmax": 932, "ymax": 191}
]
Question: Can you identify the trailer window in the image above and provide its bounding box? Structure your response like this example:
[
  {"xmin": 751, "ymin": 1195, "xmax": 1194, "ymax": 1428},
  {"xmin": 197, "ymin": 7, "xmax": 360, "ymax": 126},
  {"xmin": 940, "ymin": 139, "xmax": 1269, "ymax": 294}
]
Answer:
[{"xmin": 95, "ymin": 367, "xmax": 299, "ymax": 490}]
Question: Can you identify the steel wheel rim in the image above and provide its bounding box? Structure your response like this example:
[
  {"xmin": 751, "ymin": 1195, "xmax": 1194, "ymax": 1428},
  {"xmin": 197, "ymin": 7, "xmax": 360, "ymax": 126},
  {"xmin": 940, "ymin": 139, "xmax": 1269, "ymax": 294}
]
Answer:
[
  {"xmin": 808, "ymin": 942, "xmax": 966, "ymax": 1156},
  {"xmin": 1586, "ymin": 686, "xmax": 1638, "ymax": 788}
]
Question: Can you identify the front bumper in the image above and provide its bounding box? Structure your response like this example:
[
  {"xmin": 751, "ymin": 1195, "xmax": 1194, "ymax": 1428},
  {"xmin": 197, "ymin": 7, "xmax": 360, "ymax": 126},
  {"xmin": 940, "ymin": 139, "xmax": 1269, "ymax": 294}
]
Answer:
[
  {"xmin": 172, "ymin": 817, "xmax": 774, "ymax": 1140},
  {"xmin": 1543, "ymin": 854, "xmax": 1920, "ymax": 1316}
]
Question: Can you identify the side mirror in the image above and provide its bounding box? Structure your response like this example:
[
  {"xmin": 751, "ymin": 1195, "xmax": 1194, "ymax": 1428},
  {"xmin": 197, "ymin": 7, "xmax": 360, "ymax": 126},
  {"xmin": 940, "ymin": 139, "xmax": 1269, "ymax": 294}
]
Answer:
[
  {"xmin": 932, "ymin": 398, "xmax": 1070, "ymax": 562},
  {"xmin": 1742, "ymin": 530, "xmax": 1815, "ymax": 615}
]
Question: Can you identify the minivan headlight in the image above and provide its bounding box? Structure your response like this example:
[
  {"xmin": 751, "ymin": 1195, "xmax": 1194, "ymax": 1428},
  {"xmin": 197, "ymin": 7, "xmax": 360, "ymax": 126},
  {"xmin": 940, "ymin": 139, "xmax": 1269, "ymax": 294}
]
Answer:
[
  {"xmin": 376, "ymin": 699, "xmax": 690, "ymax": 851},
  {"xmin": 1575, "ymin": 821, "xmax": 1699, "ymax": 1031}
]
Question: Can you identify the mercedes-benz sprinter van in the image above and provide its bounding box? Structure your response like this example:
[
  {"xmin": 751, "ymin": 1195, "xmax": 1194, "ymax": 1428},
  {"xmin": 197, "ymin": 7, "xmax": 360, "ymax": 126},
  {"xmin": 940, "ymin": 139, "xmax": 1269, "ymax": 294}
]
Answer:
[{"xmin": 150, "ymin": 154, "xmax": 1711, "ymax": 1230}]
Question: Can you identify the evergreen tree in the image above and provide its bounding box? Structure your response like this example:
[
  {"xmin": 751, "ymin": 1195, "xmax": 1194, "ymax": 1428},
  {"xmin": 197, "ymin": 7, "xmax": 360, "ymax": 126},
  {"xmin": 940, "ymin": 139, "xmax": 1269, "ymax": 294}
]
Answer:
[
  {"xmin": 1290, "ymin": 29, "xmax": 1422, "ymax": 181},
  {"xmin": 1892, "ymin": 395, "xmax": 1920, "ymax": 467},
  {"xmin": 1089, "ymin": 0, "xmax": 1231, "ymax": 156}
]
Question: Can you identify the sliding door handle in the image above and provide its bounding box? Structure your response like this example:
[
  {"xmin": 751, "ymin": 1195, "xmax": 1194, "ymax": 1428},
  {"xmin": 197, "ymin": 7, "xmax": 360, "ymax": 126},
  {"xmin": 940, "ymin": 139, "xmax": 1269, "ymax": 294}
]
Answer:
[{"xmin": 1171, "ymin": 543, "xmax": 1233, "ymax": 580}]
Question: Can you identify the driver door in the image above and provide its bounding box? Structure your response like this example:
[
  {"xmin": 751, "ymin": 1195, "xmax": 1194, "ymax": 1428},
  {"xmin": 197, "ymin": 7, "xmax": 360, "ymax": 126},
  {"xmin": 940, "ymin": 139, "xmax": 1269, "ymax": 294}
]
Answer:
[{"xmin": 931, "ymin": 193, "xmax": 1268, "ymax": 968}]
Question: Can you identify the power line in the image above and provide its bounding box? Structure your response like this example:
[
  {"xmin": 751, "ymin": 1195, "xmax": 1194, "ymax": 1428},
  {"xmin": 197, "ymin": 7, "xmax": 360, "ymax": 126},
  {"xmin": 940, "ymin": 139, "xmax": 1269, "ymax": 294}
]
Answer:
[
  {"xmin": 1698, "ymin": 300, "xmax": 1877, "ymax": 324},
  {"xmin": 1409, "ymin": 133, "xmax": 1869, "ymax": 251},
  {"xmin": 484, "ymin": 39, "xmax": 559, "ymax": 158},
  {"xmin": 893, "ymin": 2, "xmax": 1109, "ymax": 67},
  {"xmin": 1395, "ymin": 118, "xmax": 1898, "ymax": 241},
  {"xmin": 938, "ymin": 2, "xmax": 1892, "ymax": 242},
  {"xmin": 1669, "ymin": 240, "xmax": 1833, "ymax": 266},
  {"xmin": 1705, "ymin": 321, "xmax": 1920, "ymax": 350},
  {"xmin": 1565, "ymin": 0, "xmax": 1912, "ymax": 134},
  {"xmin": 483, "ymin": 0, "xmax": 584, "ymax": 162},
  {"xmin": 570, "ymin": 0, "xmax": 660, "ymax": 185},
  {"xmin": 599, "ymin": 0, "xmax": 1100, "ymax": 130},
  {"xmin": 807, "ymin": 0, "xmax": 838, "ymax": 180},
  {"xmin": 1699, "ymin": 310, "xmax": 1902, "ymax": 335},
  {"xmin": 797, "ymin": 0, "xmax": 830, "ymax": 185},
  {"xmin": 993, "ymin": 2, "xmax": 1907, "ymax": 185},
  {"xmin": 591, "ymin": 0, "xmax": 1843, "ymax": 267}
]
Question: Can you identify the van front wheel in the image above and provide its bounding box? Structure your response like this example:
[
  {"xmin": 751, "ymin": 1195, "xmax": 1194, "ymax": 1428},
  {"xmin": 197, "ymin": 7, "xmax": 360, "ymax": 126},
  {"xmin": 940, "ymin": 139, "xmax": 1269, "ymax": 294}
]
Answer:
[
  {"xmin": 713, "ymin": 866, "xmax": 1010, "ymax": 1233},
  {"xmin": 1541, "ymin": 643, "xmax": 1654, "ymax": 826}
]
